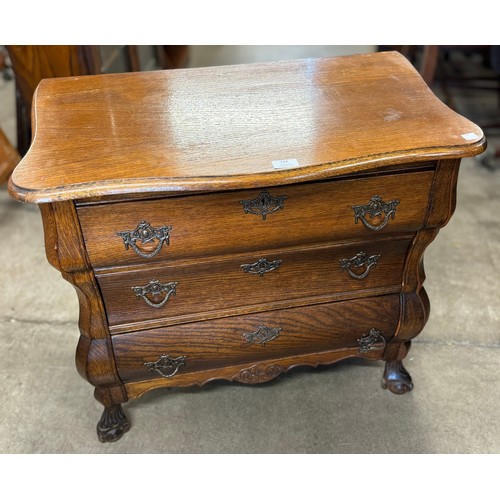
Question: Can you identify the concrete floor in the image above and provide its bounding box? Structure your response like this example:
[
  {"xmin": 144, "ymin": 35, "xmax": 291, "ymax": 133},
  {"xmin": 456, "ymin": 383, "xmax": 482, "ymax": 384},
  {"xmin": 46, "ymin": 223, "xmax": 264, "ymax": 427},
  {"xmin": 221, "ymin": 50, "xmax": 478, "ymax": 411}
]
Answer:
[{"xmin": 0, "ymin": 46, "xmax": 499, "ymax": 453}]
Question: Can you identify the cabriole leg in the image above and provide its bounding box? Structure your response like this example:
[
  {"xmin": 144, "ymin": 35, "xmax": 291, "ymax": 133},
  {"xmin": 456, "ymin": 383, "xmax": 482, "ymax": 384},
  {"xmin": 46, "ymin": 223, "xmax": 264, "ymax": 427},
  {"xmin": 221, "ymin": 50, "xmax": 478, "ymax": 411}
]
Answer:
[
  {"xmin": 382, "ymin": 340, "xmax": 413, "ymax": 394},
  {"xmin": 97, "ymin": 403, "xmax": 130, "ymax": 443},
  {"xmin": 94, "ymin": 386, "xmax": 130, "ymax": 443},
  {"xmin": 382, "ymin": 360, "xmax": 413, "ymax": 394}
]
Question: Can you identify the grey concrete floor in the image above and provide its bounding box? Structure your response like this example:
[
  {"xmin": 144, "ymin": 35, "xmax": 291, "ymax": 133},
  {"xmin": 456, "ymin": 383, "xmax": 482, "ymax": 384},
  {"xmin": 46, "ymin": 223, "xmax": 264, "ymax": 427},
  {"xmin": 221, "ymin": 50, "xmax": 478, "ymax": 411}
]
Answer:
[{"xmin": 0, "ymin": 46, "xmax": 499, "ymax": 453}]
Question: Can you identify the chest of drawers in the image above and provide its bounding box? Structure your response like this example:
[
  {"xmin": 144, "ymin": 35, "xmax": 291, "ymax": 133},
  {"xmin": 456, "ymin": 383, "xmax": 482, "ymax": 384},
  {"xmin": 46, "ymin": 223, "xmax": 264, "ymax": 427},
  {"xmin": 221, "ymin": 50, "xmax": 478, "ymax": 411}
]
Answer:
[{"xmin": 8, "ymin": 51, "xmax": 486, "ymax": 443}]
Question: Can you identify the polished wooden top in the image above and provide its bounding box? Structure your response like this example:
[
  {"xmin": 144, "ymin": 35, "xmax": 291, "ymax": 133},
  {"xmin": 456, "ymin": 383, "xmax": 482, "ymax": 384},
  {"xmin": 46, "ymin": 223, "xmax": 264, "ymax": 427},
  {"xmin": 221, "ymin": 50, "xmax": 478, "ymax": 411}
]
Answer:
[{"xmin": 9, "ymin": 51, "xmax": 485, "ymax": 203}]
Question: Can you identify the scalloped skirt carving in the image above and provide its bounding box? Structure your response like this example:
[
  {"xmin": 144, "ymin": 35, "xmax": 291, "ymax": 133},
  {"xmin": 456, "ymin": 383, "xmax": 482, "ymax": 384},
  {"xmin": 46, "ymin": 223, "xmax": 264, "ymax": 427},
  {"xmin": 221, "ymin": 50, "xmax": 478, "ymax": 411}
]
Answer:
[
  {"xmin": 124, "ymin": 347, "xmax": 388, "ymax": 400},
  {"xmin": 232, "ymin": 364, "xmax": 285, "ymax": 384}
]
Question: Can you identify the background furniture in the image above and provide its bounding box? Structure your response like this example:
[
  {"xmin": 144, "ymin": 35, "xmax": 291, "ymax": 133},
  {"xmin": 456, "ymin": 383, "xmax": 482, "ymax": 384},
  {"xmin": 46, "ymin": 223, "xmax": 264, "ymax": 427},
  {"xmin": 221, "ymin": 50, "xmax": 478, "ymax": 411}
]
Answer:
[
  {"xmin": 382, "ymin": 45, "xmax": 500, "ymax": 169},
  {"xmin": 0, "ymin": 126, "xmax": 20, "ymax": 184},
  {"xmin": 5, "ymin": 45, "xmax": 189, "ymax": 156}
]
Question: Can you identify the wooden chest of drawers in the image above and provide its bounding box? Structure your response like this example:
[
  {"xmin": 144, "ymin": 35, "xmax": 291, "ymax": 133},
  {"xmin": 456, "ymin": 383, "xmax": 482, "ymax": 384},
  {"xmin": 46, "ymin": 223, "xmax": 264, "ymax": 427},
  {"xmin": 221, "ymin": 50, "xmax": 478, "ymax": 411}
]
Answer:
[{"xmin": 8, "ymin": 51, "xmax": 486, "ymax": 442}]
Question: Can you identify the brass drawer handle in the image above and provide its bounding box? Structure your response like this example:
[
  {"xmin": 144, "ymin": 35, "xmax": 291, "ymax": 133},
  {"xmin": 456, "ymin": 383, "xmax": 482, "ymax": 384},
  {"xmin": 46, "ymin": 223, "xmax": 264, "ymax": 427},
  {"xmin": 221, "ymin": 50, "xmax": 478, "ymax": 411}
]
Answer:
[
  {"xmin": 340, "ymin": 252, "xmax": 380, "ymax": 280},
  {"xmin": 132, "ymin": 279, "xmax": 177, "ymax": 308},
  {"xmin": 241, "ymin": 258, "xmax": 282, "ymax": 276},
  {"xmin": 244, "ymin": 325, "xmax": 282, "ymax": 345},
  {"xmin": 352, "ymin": 195, "xmax": 400, "ymax": 231},
  {"xmin": 144, "ymin": 354, "xmax": 186, "ymax": 378},
  {"xmin": 358, "ymin": 328, "xmax": 386, "ymax": 354},
  {"xmin": 240, "ymin": 190, "xmax": 287, "ymax": 220},
  {"xmin": 118, "ymin": 220, "xmax": 172, "ymax": 258}
]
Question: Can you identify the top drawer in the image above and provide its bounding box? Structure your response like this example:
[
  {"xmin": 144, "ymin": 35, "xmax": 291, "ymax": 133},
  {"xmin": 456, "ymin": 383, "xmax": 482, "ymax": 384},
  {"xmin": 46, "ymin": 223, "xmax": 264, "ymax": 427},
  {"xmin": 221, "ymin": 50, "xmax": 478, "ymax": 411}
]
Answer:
[{"xmin": 77, "ymin": 169, "xmax": 434, "ymax": 268}]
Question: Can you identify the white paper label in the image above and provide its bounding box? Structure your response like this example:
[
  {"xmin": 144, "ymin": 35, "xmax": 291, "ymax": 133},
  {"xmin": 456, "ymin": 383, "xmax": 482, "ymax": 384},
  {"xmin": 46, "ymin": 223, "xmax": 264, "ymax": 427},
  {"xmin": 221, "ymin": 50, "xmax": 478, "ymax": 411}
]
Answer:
[
  {"xmin": 272, "ymin": 158, "xmax": 300, "ymax": 169},
  {"xmin": 461, "ymin": 132, "xmax": 480, "ymax": 140}
]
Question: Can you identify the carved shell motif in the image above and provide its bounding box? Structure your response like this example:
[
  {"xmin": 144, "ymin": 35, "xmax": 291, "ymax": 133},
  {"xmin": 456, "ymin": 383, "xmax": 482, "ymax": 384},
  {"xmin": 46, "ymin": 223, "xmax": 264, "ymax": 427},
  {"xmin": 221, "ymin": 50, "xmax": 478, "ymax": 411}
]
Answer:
[{"xmin": 233, "ymin": 364, "xmax": 285, "ymax": 384}]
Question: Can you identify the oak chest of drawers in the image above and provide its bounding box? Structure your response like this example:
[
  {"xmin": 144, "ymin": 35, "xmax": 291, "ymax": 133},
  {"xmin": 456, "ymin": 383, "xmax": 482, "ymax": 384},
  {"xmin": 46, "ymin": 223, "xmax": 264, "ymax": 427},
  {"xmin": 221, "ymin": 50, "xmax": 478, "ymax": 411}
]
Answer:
[{"xmin": 8, "ymin": 51, "xmax": 486, "ymax": 442}]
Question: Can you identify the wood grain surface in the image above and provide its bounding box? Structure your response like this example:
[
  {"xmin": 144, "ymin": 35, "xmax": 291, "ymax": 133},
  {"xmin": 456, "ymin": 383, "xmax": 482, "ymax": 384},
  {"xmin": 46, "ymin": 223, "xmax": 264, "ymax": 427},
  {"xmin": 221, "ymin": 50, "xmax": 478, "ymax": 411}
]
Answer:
[
  {"xmin": 0, "ymin": 128, "xmax": 20, "ymax": 184},
  {"xmin": 97, "ymin": 237, "xmax": 411, "ymax": 332},
  {"xmin": 124, "ymin": 347, "xmax": 387, "ymax": 399},
  {"xmin": 8, "ymin": 51, "xmax": 485, "ymax": 203},
  {"xmin": 112, "ymin": 294, "xmax": 400, "ymax": 383},
  {"xmin": 38, "ymin": 200, "xmax": 127, "ymax": 407},
  {"xmin": 78, "ymin": 169, "xmax": 434, "ymax": 268}
]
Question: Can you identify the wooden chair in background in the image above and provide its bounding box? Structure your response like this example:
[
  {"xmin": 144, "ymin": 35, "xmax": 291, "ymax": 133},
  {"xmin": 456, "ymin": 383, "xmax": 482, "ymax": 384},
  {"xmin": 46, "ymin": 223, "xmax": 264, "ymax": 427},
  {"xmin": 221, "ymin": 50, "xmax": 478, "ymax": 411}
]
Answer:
[
  {"xmin": 0, "ymin": 127, "xmax": 20, "ymax": 184},
  {"xmin": 381, "ymin": 45, "xmax": 500, "ymax": 169},
  {"xmin": 5, "ymin": 45, "xmax": 189, "ymax": 156}
]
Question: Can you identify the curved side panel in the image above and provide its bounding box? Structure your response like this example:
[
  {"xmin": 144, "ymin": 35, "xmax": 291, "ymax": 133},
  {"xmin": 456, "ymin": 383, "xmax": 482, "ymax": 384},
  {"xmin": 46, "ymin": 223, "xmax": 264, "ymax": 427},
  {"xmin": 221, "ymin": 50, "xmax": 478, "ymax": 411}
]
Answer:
[
  {"xmin": 124, "ymin": 347, "xmax": 385, "ymax": 400},
  {"xmin": 424, "ymin": 159, "xmax": 461, "ymax": 230},
  {"xmin": 396, "ymin": 289, "xmax": 431, "ymax": 343},
  {"xmin": 40, "ymin": 200, "xmax": 127, "ymax": 406},
  {"xmin": 66, "ymin": 271, "xmax": 128, "ymax": 406},
  {"xmin": 394, "ymin": 159, "xmax": 461, "ymax": 344}
]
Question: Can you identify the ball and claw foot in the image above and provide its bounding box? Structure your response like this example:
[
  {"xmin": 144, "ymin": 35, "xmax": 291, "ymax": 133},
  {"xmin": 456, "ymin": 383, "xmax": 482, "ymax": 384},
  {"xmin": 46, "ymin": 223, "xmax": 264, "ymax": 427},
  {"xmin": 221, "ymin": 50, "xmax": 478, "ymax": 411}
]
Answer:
[
  {"xmin": 382, "ymin": 360, "xmax": 413, "ymax": 394},
  {"xmin": 97, "ymin": 404, "xmax": 130, "ymax": 443}
]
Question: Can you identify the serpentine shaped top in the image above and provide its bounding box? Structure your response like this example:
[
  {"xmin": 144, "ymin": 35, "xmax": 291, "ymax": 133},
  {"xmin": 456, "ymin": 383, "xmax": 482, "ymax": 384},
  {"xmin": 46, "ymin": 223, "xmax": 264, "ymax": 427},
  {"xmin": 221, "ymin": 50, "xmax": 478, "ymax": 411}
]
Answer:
[{"xmin": 9, "ymin": 51, "xmax": 485, "ymax": 203}]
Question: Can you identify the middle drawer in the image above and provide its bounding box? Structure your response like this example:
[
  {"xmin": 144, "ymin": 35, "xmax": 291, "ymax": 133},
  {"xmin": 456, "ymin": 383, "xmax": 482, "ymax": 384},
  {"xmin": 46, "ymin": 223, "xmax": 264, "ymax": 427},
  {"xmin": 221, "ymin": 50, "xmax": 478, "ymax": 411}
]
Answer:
[{"xmin": 97, "ymin": 237, "xmax": 411, "ymax": 332}]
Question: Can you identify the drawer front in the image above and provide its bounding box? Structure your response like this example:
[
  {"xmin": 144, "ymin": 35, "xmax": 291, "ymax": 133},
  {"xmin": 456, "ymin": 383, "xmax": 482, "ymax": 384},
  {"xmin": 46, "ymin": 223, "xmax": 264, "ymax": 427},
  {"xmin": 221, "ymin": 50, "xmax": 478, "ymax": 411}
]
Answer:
[
  {"xmin": 78, "ymin": 170, "xmax": 434, "ymax": 268},
  {"xmin": 98, "ymin": 238, "xmax": 411, "ymax": 331},
  {"xmin": 112, "ymin": 294, "xmax": 400, "ymax": 383}
]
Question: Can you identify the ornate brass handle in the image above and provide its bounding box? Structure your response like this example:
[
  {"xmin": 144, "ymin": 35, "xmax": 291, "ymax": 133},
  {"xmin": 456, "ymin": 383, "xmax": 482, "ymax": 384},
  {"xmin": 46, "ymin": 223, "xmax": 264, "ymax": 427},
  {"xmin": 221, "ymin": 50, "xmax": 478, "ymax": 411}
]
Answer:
[
  {"xmin": 132, "ymin": 279, "xmax": 177, "ymax": 308},
  {"xmin": 240, "ymin": 190, "xmax": 287, "ymax": 220},
  {"xmin": 340, "ymin": 252, "xmax": 380, "ymax": 280},
  {"xmin": 241, "ymin": 258, "xmax": 282, "ymax": 276},
  {"xmin": 144, "ymin": 354, "xmax": 186, "ymax": 378},
  {"xmin": 118, "ymin": 220, "xmax": 172, "ymax": 258},
  {"xmin": 244, "ymin": 325, "xmax": 282, "ymax": 345},
  {"xmin": 358, "ymin": 328, "xmax": 386, "ymax": 354},
  {"xmin": 352, "ymin": 195, "xmax": 399, "ymax": 231}
]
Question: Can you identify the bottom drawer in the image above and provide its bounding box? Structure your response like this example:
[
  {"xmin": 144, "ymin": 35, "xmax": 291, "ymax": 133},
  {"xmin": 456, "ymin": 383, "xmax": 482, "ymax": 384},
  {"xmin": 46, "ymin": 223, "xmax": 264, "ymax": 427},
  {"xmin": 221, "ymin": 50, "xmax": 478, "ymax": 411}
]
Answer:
[{"xmin": 112, "ymin": 294, "xmax": 400, "ymax": 383}]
